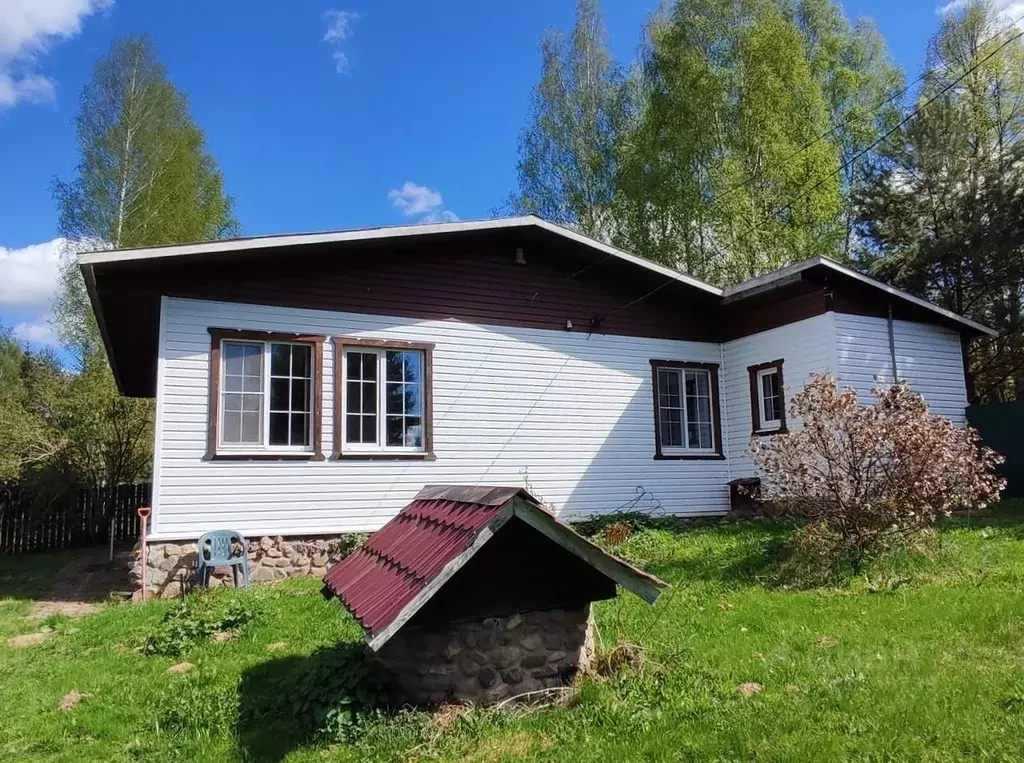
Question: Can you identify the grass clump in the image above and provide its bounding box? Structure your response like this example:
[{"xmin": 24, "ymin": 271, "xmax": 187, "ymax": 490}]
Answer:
[{"xmin": 143, "ymin": 595, "xmax": 260, "ymax": 656}]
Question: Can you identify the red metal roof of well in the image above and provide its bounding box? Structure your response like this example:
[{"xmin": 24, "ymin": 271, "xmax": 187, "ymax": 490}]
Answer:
[{"xmin": 323, "ymin": 485, "xmax": 530, "ymax": 639}]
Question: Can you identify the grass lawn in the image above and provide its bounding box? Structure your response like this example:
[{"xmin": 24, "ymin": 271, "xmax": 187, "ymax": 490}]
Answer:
[{"xmin": 2, "ymin": 507, "xmax": 1024, "ymax": 762}]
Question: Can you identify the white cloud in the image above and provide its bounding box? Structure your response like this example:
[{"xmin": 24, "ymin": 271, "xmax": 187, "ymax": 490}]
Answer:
[
  {"xmin": 0, "ymin": 238, "xmax": 66, "ymax": 348},
  {"xmin": 322, "ymin": 9, "xmax": 360, "ymax": 74},
  {"xmin": 12, "ymin": 320, "xmax": 58, "ymax": 346},
  {"xmin": 387, "ymin": 181, "xmax": 459, "ymax": 224},
  {"xmin": 938, "ymin": 0, "xmax": 1024, "ymax": 24},
  {"xmin": 0, "ymin": 238, "xmax": 65, "ymax": 310},
  {"xmin": 0, "ymin": 0, "xmax": 111, "ymax": 109}
]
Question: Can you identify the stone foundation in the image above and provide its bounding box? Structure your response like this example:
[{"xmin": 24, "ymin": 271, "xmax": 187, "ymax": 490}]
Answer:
[
  {"xmin": 130, "ymin": 535, "xmax": 362, "ymax": 598},
  {"xmin": 376, "ymin": 605, "xmax": 595, "ymax": 706}
]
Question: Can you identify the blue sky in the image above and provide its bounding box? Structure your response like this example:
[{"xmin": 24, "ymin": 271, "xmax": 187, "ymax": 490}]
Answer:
[{"xmin": 0, "ymin": 0, "xmax": 1002, "ymax": 347}]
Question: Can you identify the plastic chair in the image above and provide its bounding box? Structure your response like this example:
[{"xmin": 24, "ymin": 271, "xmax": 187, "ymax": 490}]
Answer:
[{"xmin": 195, "ymin": 530, "xmax": 250, "ymax": 588}]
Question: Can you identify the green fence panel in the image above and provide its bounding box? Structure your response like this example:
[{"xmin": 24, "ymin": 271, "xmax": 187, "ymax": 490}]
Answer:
[{"xmin": 967, "ymin": 402, "xmax": 1024, "ymax": 498}]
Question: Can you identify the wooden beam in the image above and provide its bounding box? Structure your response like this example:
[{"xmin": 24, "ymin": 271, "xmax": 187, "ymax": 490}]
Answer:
[{"xmin": 512, "ymin": 498, "xmax": 665, "ymax": 605}]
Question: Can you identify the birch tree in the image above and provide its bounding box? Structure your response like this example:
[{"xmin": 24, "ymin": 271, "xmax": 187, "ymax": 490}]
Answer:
[
  {"xmin": 508, "ymin": 0, "xmax": 631, "ymax": 240},
  {"xmin": 54, "ymin": 35, "xmax": 238, "ymax": 358}
]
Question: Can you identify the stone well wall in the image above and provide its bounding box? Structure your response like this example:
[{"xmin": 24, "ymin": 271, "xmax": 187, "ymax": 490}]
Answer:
[
  {"xmin": 130, "ymin": 535, "xmax": 360, "ymax": 598},
  {"xmin": 376, "ymin": 605, "xmax": 595, "ymax": 705}
]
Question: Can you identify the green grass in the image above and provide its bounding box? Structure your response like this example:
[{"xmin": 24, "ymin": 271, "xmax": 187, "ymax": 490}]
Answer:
[{"xmin": 3, "ymin": 506, "xmax": 1024, "ymax": 762}]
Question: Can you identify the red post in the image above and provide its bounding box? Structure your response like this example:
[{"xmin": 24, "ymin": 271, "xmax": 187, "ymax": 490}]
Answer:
[{"xmin": 137, "ymin": 506, "xmax": 151, "ymax": 601}]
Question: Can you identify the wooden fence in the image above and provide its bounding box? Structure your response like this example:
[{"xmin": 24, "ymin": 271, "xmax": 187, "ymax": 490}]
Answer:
[{"xmin": 0, "ymin": 482, "xmax": 152, "ymax": 555}]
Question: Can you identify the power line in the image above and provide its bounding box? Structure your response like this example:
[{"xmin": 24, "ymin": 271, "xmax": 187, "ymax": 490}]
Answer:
[
  {"xmin": 563, "ymin": 12, "xmax": 1024, "ymax": 288},
  {"xmin": 605, "ymin": 14, "xmax": 1024, "ymax": 319}
]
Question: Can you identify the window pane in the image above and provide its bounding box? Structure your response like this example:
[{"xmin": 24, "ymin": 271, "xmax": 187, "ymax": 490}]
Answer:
[
  {"xmin": 224, "ymin": 376, "xmax": 242, "ymax": 392},
  {"xmin": 362, "ymin": 415, "xmax": 377, "ymax": 443},
  {"xmin": 361, "ymin": 383, "xmax": 376, "ymax": 414},
  {"xmin": 242, "ymin": 375, "xmax": 262, "ymax": 393},
  {"xmin": 223, "ymin": 411, "xmax": 242, "ymax": 443},
  {"xmin": 241, "ymin": 411, "xmax": 261, "ymax": 443},
  {"xmin": 405, "ymin": 386, "xmax": 421, "ymax": 416},
  {"xmin": 270, "ymin": 378, "xmax": 289, "ymax": 411},
  {"xmin": 346, "ymin": 414, "xmax": 361, "ymax": 443},
  {"xmin": 271, "ymin": 344, "xmax": 290, "ymax": 376},
  {"xmin": 688, "ymin": 421, "xmax": 713, "ymax": 450},
  {"xmin": 347, "ymin": 352, "xmax": 362, "ymax": 379},
  {"xmin": 346, "ymin": 381, "xmax": 360, "ymax": 412},
  {"xmin": 242, "ymin": 345, "xmax": 262, "ymax": 376},
  {"xmin": 242, "ymin": 394, "xmax": 261, "ymax": 412},
  {"xmin": 386, "ymin": 352, "xmax": 404, "ymax": 382},
  {"xmin": 405, "ymin": 417, "xmax": 423, "ymax": 447},
  {"xmin": 386, "ymin": 384, "xmax": 404, "ymax": 415},
  {"xmin": 292, "ymin": 345, "xmax": 311, "ymax": 378},
  {"xmin": 291, "ymin": 413, "xmax": 310, "ymax": 446},
  {"xmin": 291, "ymin": 379, "xmax": 309, "ymax": 412},
  {"xmin": 223, "ymin": 393, "xmax": 242, "ymax": 412},
  {"xmin": 223, "ymin": 343, "xmax": 246, "ymax": 376},
  {"xmin": 362, "ymin": 353, "xmax": 377, "ymax": 381},
  {"xmin": 658, "ymin": 369, "xmax": 680, "ymax": 399},
  {"xmin": 269, "ymin": 412, "xmax": 289, "ymax": 445}
]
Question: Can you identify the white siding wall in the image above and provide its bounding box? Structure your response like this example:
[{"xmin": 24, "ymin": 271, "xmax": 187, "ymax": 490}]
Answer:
[
  {"xmin": 153, "ymin": 297, "xmax": 731, "ymax": 539},
  {"xmin": 834, "ymin": 314, "xmax": 967, "ymax": 423},
  {"xmin": 722, "ymin": 313, "xmax": 838, "ymax": 477}
]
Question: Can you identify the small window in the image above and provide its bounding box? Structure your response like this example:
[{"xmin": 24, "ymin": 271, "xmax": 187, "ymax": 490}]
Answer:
[
  {"xmin": 749, "ymin": 360, "xmax": 786, "ymax": 434},
  {"xmin": 207, "ymin": 329, "xmax": 324, "ymax": 460},
  {"xmin": 650, "ymin": 360, "xmax": 723, "ymax": 459},
  {"xmin": 335, "ymin": 339, "xmax": 434, "ymax": 458}
]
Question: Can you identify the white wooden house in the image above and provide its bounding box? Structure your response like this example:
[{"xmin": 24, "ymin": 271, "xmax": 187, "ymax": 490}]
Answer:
[{"xmin": 80, "ymin": 216, "xmax": 992, "ymax": 549}]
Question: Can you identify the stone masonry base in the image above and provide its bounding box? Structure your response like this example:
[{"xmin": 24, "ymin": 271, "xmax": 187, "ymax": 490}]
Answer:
[
  {"xmin": 376, "ymin": 605, "xmax": 596, "ymax": 706},
  {"xmin": 130, "ymin": 535, "xmax": 358, "ymax": 598}
]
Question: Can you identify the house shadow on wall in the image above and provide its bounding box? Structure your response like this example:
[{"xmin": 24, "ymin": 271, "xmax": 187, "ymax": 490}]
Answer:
[{"xmin": 236, "ymin": 640, "xmax": 385, "ymax": 763}]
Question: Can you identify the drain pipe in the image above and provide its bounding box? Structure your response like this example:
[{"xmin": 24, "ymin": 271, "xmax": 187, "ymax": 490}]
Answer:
[
  {"xmin": 887, "ymin": 298, "xmax": 899, "ymax": 383},
  {"xmin": 137, "ymin": 506, "xmax": 151, "ymax": 600}
]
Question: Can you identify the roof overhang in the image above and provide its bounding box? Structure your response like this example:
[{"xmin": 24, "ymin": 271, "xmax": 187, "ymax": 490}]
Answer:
[
  {"xmin": 80, "ymin": 220, "xmax": 995, "ymax": 397},
  {"xmin": 723, "ymin": 256, "xmax": 997, "ymax": 338}
]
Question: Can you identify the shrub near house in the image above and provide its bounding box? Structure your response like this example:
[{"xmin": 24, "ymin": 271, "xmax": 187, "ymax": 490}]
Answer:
[{"xmin": 750, "ymin": 374, "xmax": 1005, "ymax": 567}]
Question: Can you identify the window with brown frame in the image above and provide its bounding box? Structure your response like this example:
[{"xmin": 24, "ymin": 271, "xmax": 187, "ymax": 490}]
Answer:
[
  {"xmin": 649, "ymin": 360, "xmax": 724, "ymax": 460},
  {"xmin": 206, "ymin": 329, "xmax": 325, "ymax": 461},
  {"xmin": 748, "ymin": 359, "xmax": 786, "ymax": 435},
  {"xmin": 333, "ymin": 337, "xmax": 435, "ymax": 460}
]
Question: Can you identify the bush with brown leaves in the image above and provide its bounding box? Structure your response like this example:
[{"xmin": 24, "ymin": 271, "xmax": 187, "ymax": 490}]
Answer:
[{"xmin": 750, "ymin": 373, "xmax": 1005, "ymax": 564}]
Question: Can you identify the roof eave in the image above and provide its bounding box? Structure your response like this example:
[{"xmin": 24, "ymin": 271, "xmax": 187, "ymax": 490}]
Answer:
[{"xmin": 725, "ymin": 256, "xmax": 997, "ymax": 338}]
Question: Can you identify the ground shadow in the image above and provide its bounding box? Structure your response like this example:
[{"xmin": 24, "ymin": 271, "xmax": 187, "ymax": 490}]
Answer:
[
  {"xmin": 0, "ymin": 545, "xmax": 133, "ymax": 603},
  {"xmin": 236, "ymin": 641, "xmax": 386, "ymax": 763}
]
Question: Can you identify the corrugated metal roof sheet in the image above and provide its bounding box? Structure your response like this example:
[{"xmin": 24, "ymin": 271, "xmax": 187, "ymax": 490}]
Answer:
[
  {"xmin": 323, "ymin": 484, "xmax": 666, "ymax": 649},
  {"xmin": 323, "ymin": 486, "xmax": 527, "ymax": 638}
]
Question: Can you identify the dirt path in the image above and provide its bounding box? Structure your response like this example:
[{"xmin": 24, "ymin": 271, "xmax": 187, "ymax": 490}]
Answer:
[{"xmin": 26, "ymin": 547, "xmax": 132, "ymax": 620}]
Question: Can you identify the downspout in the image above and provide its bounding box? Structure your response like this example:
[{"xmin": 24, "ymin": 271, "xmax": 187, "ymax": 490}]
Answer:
[{"xmin": 887, "ymin": 298, "xmax": 899, "ymax": 384}]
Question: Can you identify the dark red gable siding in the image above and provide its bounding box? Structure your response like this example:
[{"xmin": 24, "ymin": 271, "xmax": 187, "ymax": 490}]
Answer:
[
  {"xmin": 95, "ymin": 227, "xmax": 720, "ymax": 396},
  {"xmin": 323, "ymin": 486, "xmax": 526, "ymax": 637}
]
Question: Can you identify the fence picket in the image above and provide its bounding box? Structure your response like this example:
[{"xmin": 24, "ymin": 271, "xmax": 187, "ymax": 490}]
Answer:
[{"xmin": 0, "ymin": 482, "xmax": 152, "ymax": 555}]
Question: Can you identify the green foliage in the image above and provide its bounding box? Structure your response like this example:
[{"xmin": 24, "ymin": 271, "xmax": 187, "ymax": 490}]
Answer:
[
  {"xmin": 53, "ymin": 34, "xmax": 239, "ymax": 358},
  {"xmin": 287, "ymin": 645, "xmax": 390, "ymax": 742},
  {"xmin": 3, "ymin": 513, "xmax": 1024, "ymax": 760},
  {"xmin": 508, "ymin": 0, "xmax": 630, "ymax": 239},
  {"xmin": 143, "ymin": 597, "xmax": 260, "ymax": 657},
  {"xmin": 855, "ymin": 1, "xmax": 1024, "ymax": 402},
  {"xmin": 328, "ymin": 533, "xmax": 369, "ymax": 559},
  {"xmin": 512, "ymin": 0, "xmax": 903, "ymax": 285},
  {"xmin": 155, "ymin": 672, "xmax": 240, "ymax": 738}
]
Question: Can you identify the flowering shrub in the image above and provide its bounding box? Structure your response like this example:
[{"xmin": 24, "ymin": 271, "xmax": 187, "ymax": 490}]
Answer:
[{"xmin": 749, "ymin": 373, "xmax": 1005, "ymax": 562}]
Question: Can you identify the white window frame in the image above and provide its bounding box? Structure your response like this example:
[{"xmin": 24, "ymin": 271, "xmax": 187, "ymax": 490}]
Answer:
[
  {"xmin": 218, "ymin": 339, "xmax": 315, "ymax": 454},
  {"xmin": 656, "ymin": 365, "xmax": 718, "ymax": 456},
  {"xmin": 755, "ymin": 366, "xmax": 783, "ymax": 433},
  {"xmin": 341, "ymin": 346, "xmax": 427, "ymax": 454}
]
